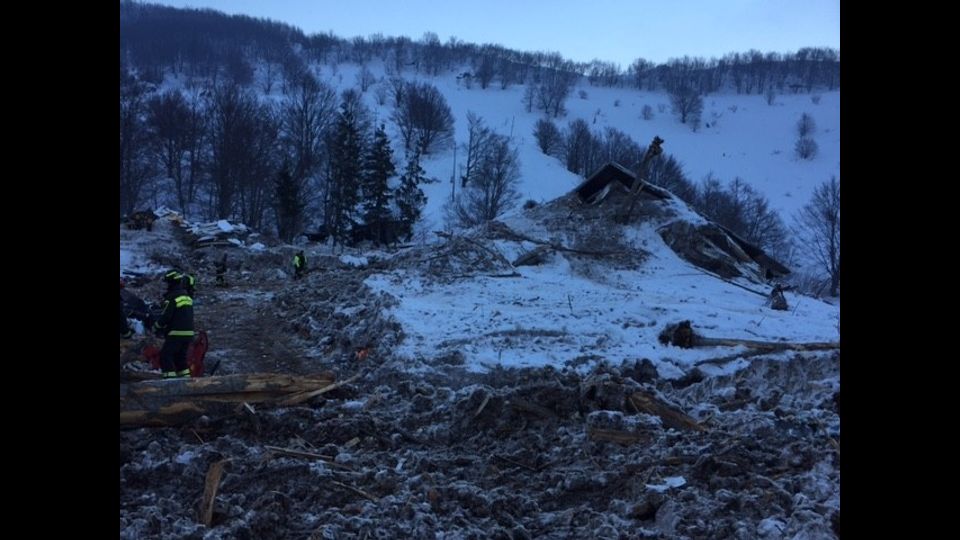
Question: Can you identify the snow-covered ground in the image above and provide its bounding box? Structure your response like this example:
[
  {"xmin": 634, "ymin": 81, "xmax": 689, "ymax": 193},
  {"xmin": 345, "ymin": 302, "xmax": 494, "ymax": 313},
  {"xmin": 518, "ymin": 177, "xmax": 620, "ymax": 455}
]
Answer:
[{"xmin": 366, "ymin": 221, "xmax": 839, "ymax": 376}]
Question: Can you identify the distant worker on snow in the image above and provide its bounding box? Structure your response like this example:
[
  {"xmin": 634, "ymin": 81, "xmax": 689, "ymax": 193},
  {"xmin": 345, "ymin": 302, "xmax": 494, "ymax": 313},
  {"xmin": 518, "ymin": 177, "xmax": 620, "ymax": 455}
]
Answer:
[
  {"xmin": 293, "ymin": 250, "xmax": 306, "ymax": 280},
  {"xmin": 215, "ymin": 254, "xmax": 228, "ymax": 287},
  {"xmin": 769, "ymin": 284, "xmax": 788, "ymax": 311}
]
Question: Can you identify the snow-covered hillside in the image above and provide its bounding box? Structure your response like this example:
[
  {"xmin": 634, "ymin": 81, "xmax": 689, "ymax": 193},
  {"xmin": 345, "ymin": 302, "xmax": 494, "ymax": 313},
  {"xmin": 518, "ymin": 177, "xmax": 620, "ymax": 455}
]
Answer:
[{"xmin": 157, "ymin": 59, "xmax": 839, "ymax": 227}]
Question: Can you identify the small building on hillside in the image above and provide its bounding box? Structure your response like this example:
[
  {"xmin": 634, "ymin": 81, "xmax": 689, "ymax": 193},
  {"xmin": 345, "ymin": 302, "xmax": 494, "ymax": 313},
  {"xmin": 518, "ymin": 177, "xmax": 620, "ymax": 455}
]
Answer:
[
  {"xmin": 567, "ymin": 161, "xmax": 790, "ymax": 280},
  {"xmin": 574, "ymin": 162, "xmax": 670, "ymax": 204}
]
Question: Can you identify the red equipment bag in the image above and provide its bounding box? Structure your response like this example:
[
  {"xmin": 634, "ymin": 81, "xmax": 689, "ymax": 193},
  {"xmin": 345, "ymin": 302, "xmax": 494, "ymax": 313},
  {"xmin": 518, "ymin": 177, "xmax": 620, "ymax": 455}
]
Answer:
[{"xmin": 142, "ymin": 330, "xmax": 209, "ymax": 377}]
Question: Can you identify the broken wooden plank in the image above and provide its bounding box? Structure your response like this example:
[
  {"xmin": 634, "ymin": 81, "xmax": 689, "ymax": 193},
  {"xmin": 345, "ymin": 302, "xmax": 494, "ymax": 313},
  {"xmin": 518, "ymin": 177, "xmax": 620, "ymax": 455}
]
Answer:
[
  {"xmin": 262, "ymin": 446, "xmax": 351, "ymax": 469},
  {"xmin": 473, "ymin": 393, "xmax": 491, "ymax": 418},
  {"xmin": 629, "ymin": 391, "xmax": 705, "ymax": 432},
  {"xmin": 278, "ymin": 372, "xmax": 362, "ymax": 406},
  {"xmin": 618, "ymin": 136, "xmax": 666, "ymax": 223},
  {"xmin": 199, "ymin": 459, "xmax": 230, "ymax": 526},
  {"xmin": 330, "ymin": 481, "xmax": 378, "ymax": 502}
]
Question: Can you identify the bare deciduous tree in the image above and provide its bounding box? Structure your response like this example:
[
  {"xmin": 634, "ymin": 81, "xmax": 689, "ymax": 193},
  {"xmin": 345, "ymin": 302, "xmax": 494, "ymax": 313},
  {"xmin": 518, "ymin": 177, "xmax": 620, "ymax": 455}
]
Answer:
[
  {"xmin": 374, "ymin": 84, "xmax": 389, "ymax": 106},
  {"xmin": 391, "ymin": 81, "xmax": 455, "ymax": 154},
  {"xmin": 533, "ymin": 118, "xmax": 562, "ymax": 157},
  {"xmin": 146, "ymin": 89, "xmax": 195, "ymax": 215},
  {"xmin": 278, "ymin": 75, "xmax": 337, "ymax": 237},
  {"xmin": 475, "ymin": 53, "xmax": 496, "ymax": 89},
  {"xmin": 695, "ymin": 176, "xmax": 788, "ymax": 254},
  {"xmin": 562, "ymin": 118, "xmax": 598, "ymax": 177},
  {"xmin": 279, "ymin": 49, "xmax": 308, "ymax": 95},
  {"xmin": 206, "ymin": 84, "xmax": 277, "ymax": 226},
  {"xmin": 498, "ymin": 58, "xmax": 517, "ymax": 89},
  {"xmin": 461, "ymin": 111, "xmax": 492, "ymax": 187},
  {"xmin": 602, "ymin": 127, "xmax": 643, "ymax": 169},
  {"xmin": 668, "ymin": 85, "xmax": 703, "ymax": 125},
  {"xmin": 419, "ymin": 32, "xmax": 443, "ymax": 76},
  {"xmin": 533, "ymin": 69, "xmax": 576, "ymax": 118},
  {"xmin": 387, "ymin": 76, "xmax": 406, "ymax": 107},
  {"xmin": 793, "ymin": 177, "xmax": 840, "ymax": 296},
  {"xmin": 356, "ymin": 65, "xmax": 376, "ymax": 92},
  {"xmin": 628, "ymin": 58, "xmax": 655, "ymax": 90},
  {"xmin": 522, "ymin": 85, "xmax": 536, "ymax": 113},
  {"xmin": 447, "ymin": 133, "xmax": 521, "ymax": 227},
  {"xmin": 795, "ymin": 137, "xmax": 818, "ymax": 160},
  {"xmin": 120, "ymin": 70, "xmax": 156, "ymax": 216}
]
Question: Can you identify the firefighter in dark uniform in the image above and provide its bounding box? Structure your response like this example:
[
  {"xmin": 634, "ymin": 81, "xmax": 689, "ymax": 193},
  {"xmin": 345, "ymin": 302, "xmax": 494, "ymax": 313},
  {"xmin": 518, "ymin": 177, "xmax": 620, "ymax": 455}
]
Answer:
[
  {"xmin": 153, "ymin": 271, "xmax": 195, "ymax": 378},
  {"xmin": 164, "ymin": 269, "xmax": 197, "ymax": 297}
]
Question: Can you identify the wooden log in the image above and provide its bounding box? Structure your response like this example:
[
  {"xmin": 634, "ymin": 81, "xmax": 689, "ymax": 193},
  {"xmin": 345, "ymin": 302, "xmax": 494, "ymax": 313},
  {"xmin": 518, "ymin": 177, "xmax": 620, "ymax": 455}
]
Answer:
[
  {"xmin": 629, "ymin": 391, "xmax": 705, "ymax": 432},
  {"xmin": 661, "ymin": 321, "xmax": 839, "ymax": 352},
  {"xmin": 618, "ymin": 136, "xmax": 666, "ymax": 223},
  {"xmin": 120, "ymin": 372, "xmax": 337, "ymax": 427},
  {"xmin": 122, "ymin": 372, "xmax": 335, "ymax": 401},
  {"xmin": 694, "ymin": 337, "xmax": 839, "ymax": 351}
]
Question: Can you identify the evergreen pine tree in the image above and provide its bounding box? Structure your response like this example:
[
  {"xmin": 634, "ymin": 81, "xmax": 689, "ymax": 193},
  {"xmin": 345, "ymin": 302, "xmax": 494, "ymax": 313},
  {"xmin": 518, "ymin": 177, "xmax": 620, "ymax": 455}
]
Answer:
[
  {"xmin": 395, "ymin": 149, "xmax": 427, "ymax": 241},
  {"xmin": 274, "ymin": 163, "xmax": 306, "ymax": 241},
  {"xmin": 361, "ymin": 124, "xmax": 396, "ymax": 245},
  {"xmin": 327, "ymin": 104, "xmax": 364, "ymax": 247}
]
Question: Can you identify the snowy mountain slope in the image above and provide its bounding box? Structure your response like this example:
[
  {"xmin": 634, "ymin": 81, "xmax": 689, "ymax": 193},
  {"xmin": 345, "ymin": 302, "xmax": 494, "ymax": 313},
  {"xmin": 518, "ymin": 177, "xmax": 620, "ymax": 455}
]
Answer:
[
  {"xmin": 318, "ymin": 62, "xmax": 838, "ymax": 219},
  {"xmin": 157, "ymin": 59, "xmax": 839, "ymax": 228}
]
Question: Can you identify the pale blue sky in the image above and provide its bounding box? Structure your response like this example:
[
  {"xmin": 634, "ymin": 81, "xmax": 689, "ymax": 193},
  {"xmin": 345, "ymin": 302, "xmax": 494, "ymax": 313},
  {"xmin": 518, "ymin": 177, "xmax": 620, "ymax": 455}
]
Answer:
[{"xmin": 146, "ymin": 0, "xmax": 840, "ymax": 67}]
